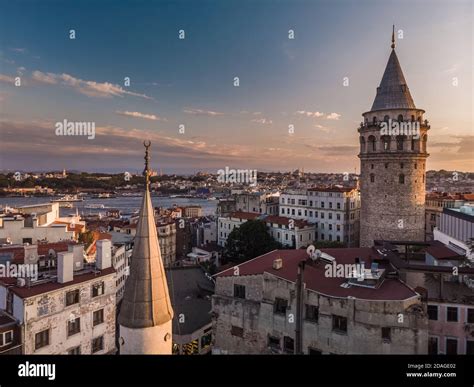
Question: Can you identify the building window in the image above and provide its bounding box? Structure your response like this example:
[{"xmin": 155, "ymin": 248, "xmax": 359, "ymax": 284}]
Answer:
[
  {"xmin": 35, "ymin": 329, "xmax": 49, "ymax": 350},
  {"xmin": 382, "ymin": 136, "xmax": 390, "ymax": 151},
  {"xmin": 399, "ymin": 174, "xmax": 405, "ymax": 184},
  {"xmin": 396, "ymin": 136, "xmax": 404, "ymax": 150},
  {"xmin": 274, "ymin": 298, "xmax": 288, "ymax": 315},
  {"xmin": 427, "ymin": 305, "xmax": 438, "ymax": 320},
  {"xmin": 447, "ymin": 307, "xmax": 458, "ymax": 322},
  {"xmin": 6, "ymin": 291, "xmax": 13, "ymax": 314},
  {"xmin": 68, "ymin": 346, "xmax": 81, "ymax": 355},
  {"xmin": 428, "ymin": 337, "xmax": 438, "ymax": 354},
  {"xmin": 332, "ymin": 315, "xmax": 347, "ymax": 333},
  {"xmin": 230, "ymin": 326, "xmax": 244, "ymax": 338},
  {"xmin": 65, "ymin": 289, "xmax": 80, "ymax": 306},
  {"xmin": 93, "ymin": 309, "xmax": 104, "ymax": 326},
  {"xmin": 446, "ymin": 338, "xmax": 457, "ymax": 355},
  {"xmin": 268, "ymin": 335, "xmax": 280, "ymax": 350},
  {"xmin": 467, "ymin": 340, "xmax": 474, "ymax": 355},
  {"xmin": 370, "ymin": 174, "xmax": 375, "ymax": 183},
  {"xmin": 0, "ymin": 330, "xmax": 13, "ymax": 347},
  {"xmin": 381, "ymin": 327, "xmax": 391, "ymax": 342},
  {"xmin": 67, "ymin": 317, "xmax": 81, "ymax": 337},
  {"xmin": 233, "ymin": 284, "xmax": 246, "ymax": 299},
  {"xmin": 92, "ymin": 282, "xmax": 105, "ymax": 297},
  {"xmin": 305, "ymin": 305, "xmax": 319, "ymax": 323},
  {"xmin": 283, "ymin": 336, "xmax": 294, "ymax": 354},
  {"xmin": 92, "ymin": 336, "xmax": 104, "ymax": 353},
  {"xmin": 467, "ymin": 308, "xmax": 474, "ymax": 323}
]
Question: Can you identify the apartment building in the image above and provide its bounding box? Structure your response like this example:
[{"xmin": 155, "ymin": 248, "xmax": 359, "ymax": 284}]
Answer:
[{"xmin": 279, "ymin": 187, "xmax": 360, "ymax": 247}]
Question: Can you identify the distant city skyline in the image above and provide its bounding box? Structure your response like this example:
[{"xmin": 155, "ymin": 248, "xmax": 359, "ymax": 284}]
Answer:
[{"xmin": 0, "ymin": 0, "xmax": 472, "ymax": 173}]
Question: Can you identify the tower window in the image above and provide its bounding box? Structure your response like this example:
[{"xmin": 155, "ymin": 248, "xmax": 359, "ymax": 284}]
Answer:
[
  {"xmin": 373, "ymin": 117, "xmax": 377, "ymax": 125},
  {"xmin": 368, "ymin": 136, "xmax": 376, "ymax": 152},
  {"xmin": 414, "ymin": 163, "xmax": 417, "ymax": 169},
  {"xmin": 384, "ymin": 115, "xmax": 389, "ymax": 122},
  {"xmin": 400, "ymin": 163, "xmax": 404, "ymax": 168},
  {"xmin": 371, "ymin": 164, "xmax": 374, "ymax": 169},
  {"xmin": 411, "ymin": 115, "xmax": 415, "ymax": 122},
  {"xmin": 384, "ymin": 163, "xmax": 388, "ymax": 168},
  {"xmin": 382, "ymin": 136, "xmax": 390, "ymax": 151},
  {"xmin": 399, "ymin": 174, "xmax": 405, "ymax": 184},
  {"xmin": 370, "ymin": 174, "xmax": 375, "ymax": 183},
  {"xmin": 397, "ymin": 114, "xmax": 403, "ymax": 122},
  {"xmin": 396, "ymin": 136, "xmax": 404, "ymax": 151}
]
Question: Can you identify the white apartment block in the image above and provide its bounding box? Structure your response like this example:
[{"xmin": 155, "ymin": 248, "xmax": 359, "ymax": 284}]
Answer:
[
  {"xmin": 217, "ymin": 212, "xmax": 315, "ymax": 250},
  {"xmin": 0, "ymin": 244, "xmax": 116, "ymax": 354},
  {"xmin": 279, "ymin": 187, "xmax": 360, "ymax": 247}
]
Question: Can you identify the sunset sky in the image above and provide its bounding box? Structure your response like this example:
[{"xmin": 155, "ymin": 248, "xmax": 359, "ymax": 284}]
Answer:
[{"xmin": 0, "ymin": 0, "xmax": 472, "ymax": 174}]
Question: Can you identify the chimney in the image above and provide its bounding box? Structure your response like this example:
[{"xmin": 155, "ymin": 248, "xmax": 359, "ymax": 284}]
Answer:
[
  {"xmin": 23, "ymin": 245, "xmax": 38, "ymax": 265},
  {"xmin": 68, "ymin": 244, "xmax": 84, "ymax": 271},
  {"xmin": 273, "ymin": 258, "xmax": 283, "ymax": 270},
  {"xmin": 57, "ymin": 252, "xmax": 74, "ymax": 284},
  {"xmin": 96, "ymin": 239, "xmax": 112, "ymax": 270}
]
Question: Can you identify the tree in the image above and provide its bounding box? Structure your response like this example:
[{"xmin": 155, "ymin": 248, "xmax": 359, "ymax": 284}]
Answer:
[{"xmin": 224, "ymin": 220, "xmax": 281, "ymax": 263}]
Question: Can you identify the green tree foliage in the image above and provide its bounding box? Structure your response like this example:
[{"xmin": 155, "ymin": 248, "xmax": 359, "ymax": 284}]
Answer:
[{"xmin": 223, "ymin": 220, "xmax": 281, "ymax": 263}]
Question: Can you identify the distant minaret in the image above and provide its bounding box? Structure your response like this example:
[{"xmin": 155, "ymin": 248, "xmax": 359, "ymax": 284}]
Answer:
[
  {"xmin": 118, "ymin": 141, "xmax": 174, "ymax": 354},
  {"xmin": 358, "ymin": 26, "xmax": 429, "ymax": 247}
]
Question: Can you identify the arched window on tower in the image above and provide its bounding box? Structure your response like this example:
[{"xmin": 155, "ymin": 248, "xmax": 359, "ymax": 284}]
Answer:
[
  {"xmin": 384, "ymin": 115, "xmax": 390, "ymax": 122},
  {"xmin": 370, "ymin": 173, "xmax": 375, "ymax": 183},
  {"xmin": 398, "ymin": 114, "xmax": 403, "ymax": 122},
  {"xmin": 396, "ymin": 136, "xmax": 405, "ymax": 151},
  {"xmin": 373, "ymin": 117, "xmax": 377, "ymax": 125},
  {"xmin": 381, "ymin": 135, "xmax": 391, "ymax": 151},
  {"xmin": 360, "ymin": 136, "xmax": 366, "ymax": 153},
  {"xmin": 368, "ymin": 135, "xmax": 376, "ymax": 152},
  {"xmin": 411, "ymin": 137, "xmax": 416, "ymax": 151},
  {"xmin": 399, "ymin": 174, "xmax": 405, "ymax": 184},
  {"xmin": 411, "ymin": 115, "xmax": 415, "ymax": 122},
  {"xmin": 422, "ymin": 135, "xmax": 428, "ymax": 153}
]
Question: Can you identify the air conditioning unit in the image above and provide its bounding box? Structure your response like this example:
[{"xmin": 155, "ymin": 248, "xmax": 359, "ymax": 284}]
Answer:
[{"xmin": 17, "ymin": 278, "xmax": 26, "ymax": 287}]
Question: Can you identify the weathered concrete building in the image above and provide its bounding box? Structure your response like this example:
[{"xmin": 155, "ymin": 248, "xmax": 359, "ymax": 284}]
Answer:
[
  {"xmin": 212, "ymin": 248, "xmax": 428, "ymax": 354},
  {"xmin": 359, "ymin": 28, "xmax": 429, "ymax": 247},
  {"xmin": 0, "ymin": 243, "xmax": 116, "ymax": 354}
]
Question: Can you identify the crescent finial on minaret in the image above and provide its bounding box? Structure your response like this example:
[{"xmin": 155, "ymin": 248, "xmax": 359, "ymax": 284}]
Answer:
[
  {"xmin": 391, "ymin": 24, "xmax": 395, "ymax": 49},
  {"xmin": 143, "ymin": 140, "xmax": 151, "ymax": 186}
]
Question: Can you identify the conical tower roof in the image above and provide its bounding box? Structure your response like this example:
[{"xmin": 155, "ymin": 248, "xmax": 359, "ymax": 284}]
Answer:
[
  {"xmin": 118, "ymin": 142, "xmax": 173, "ymax": 328},
  {"xmin": 370, "ymin": 27, "xmax": 416, "ymax": 111}
]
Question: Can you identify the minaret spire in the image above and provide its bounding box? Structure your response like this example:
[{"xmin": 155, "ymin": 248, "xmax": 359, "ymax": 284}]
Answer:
[
  {"xmin": 391, "ymin": 24, "xmax": 395, "ymax": 49},
  {"xmin": 118, "ymin": 141, "xmax": 174, "ymax": 354}
]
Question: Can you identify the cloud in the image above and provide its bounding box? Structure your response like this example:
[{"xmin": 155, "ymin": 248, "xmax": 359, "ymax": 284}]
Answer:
[
  {"xmin": 10, "ymin": 48, "xmax": 26, "ymax": 53},
  {"xmin": 0, "ymin": 74, "xmax": 15, "ymax": 84},
  {"xmin": 17, "ymin": 67, "xmax": 26, "ymax": 76},
  {"xmin": 314, "ymin": 124, "xmax": 330, "ymax": 132},
  {"xmin": 31, "ymin": 70, "xmax": 57, "ymax": 84},
  {"xmin": 115, "ymin": 110, "xmax": 165, "ymax": 121},
  {"xmin": 30, "ymin": 70, "xmax": 152, "ymax": 99},
  {"xmin": 183, "ymin": 108, "xmax": 224, "ymax": 116},
  {"xmin": 295, "ymin": 110, "xmax": 324, "ymax": 118},
  {"xmin": 326, "ymin": 112, "xmax": 341, "ymax": 120},
  {"xmin": 251, "ymin": 118, "xmax": 273, "ymax": 125}
]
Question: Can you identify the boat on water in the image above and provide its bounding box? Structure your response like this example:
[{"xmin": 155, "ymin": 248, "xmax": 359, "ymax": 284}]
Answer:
[
  {"xmin": 51, "ymin": 194, "xmax": 83, "ymax": 203},
  {"xmin": 84, "ymin": 204, "xmax": 106, "ymax": 209}
]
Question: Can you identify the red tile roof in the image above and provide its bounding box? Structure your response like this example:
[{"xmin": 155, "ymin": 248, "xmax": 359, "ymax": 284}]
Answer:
[
  {"xmin": 228, "ymin": 212, "xmax": 260, "ymax": 220},
  {"xmin": 0, "ymin": 242, "xmax": 73, "ymax": 264},
  {"xmin": 216, "ymin": 248, "xmax": 417, "ymax": 301},
  {"xmin": 2, "ymin": 267, "xmax": 115, "ymax": 298}
]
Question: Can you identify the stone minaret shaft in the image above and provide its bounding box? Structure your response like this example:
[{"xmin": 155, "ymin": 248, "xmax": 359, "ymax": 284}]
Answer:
[{"xmin": 358, "ymin": 27, "xmax": 430, "ymax": 247}]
